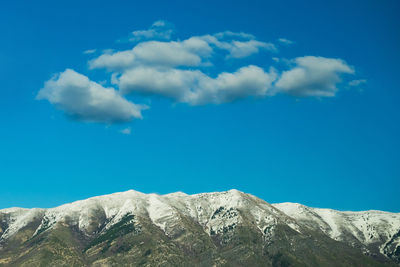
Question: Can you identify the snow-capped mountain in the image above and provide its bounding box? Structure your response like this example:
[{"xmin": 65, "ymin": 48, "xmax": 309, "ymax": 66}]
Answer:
[{"xmin": 0, "ymin": 190, "xmax": 399, "ymax": 266}]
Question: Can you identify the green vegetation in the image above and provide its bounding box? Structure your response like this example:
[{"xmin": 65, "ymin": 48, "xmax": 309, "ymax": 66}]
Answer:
[{"xmin": 84, "ymin": 214, "xmax": 140, "ymax": 252}]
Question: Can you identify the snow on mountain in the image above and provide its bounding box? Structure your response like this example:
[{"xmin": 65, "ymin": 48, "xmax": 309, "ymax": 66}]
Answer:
[
  {"xmin": 0, "ymin": 190, "xmax": 280, "ymax": 240},
  {"xmin": 0, "ymin": 208, "xmax": 45, "ymax": 240},
  {"xmin": 273, "ymin": 202, "xmax": 400, "ymax": 258}
]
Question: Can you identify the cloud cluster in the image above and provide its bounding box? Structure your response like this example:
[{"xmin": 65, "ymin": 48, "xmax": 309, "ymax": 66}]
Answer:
[
  {"xmin": 89, "ymin": 32, "xmax": 276, "ymax": 71},
  {"xmin": 37, "ymin": 21, "xmax": 362, "ymax": 125}
]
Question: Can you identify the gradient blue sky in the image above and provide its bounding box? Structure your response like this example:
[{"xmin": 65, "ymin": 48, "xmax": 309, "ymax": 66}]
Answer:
[{"xmin": 1, "ymin": 0, "xmax": 399, "ymax": 212}]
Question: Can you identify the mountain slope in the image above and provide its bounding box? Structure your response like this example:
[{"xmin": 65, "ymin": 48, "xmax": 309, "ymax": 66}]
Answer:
[
  {"xmin": 0, "ymin": 189, "xmax": 399, "ymax": 266},
  {"xmin": 273, "ymin": 202, "xmax": 400, "ymax": 263}
]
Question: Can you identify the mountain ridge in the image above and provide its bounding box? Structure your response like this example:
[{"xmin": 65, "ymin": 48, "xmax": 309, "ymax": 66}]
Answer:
[{"xmin": 1, "ymin": 189, "xmax": 399, "ymax": 266}]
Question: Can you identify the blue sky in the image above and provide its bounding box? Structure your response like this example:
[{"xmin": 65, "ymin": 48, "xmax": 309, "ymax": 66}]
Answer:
[{"xmin": 1, "ymin": 0, "xmax": 399, "ymax": 212}]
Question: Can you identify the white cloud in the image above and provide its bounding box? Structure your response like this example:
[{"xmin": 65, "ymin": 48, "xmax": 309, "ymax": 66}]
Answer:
[
  {"xmin": 117, "ymin": 65, "xmax": 277, "ymax": 105},
  {"xmin": 36, "ymin": 69, "xmax": 147, "ymax": 123},
  {"xmin": 200, "ymin": 35, "xmax": 276, "ymax": 58},
  {"xmin": 192, "ymin": 65, "xmax": 277, "ymax": 105},
  {"xmin": 83, "ymin": 49, "xmax": 96, "ymax": 54},
  {"xmin": 227, "ymin": 40, "xmax": 276, "ymax": 58},
  {"xmin": 118, "ymin": 67, "xmax": 203, "ymax": 101},
  {"xmin": 130, "ymin": 20, "xmax": 174, "ymax": 42},
  {"xmin": 275, "ymin": 56, "xmax": 354, "ymax": 97},
  {"xmin": 348, "ymin": 79, "xmax": 366, "ymax": 87},
  {"xmin": 89, "ymin": 37, "xmax": 212, "ymax": 70},
  {"xmin": 152, "ymin": 20, "xmax": 166, "ymax": 27},
  {"xmin": 89, "ymin": 50, "xmax": 135, "ymax": 70},
  {"xmin": 278, "ymin": 38, "xmax": 294, "ymax": 45},
  {"xmin": 120, "ymin": 127, "xmax": 132, "ymax": 135},
  {"xmin": 132, "ymin": 38, "xmax": 212, "ymax": 66},
  {"xmin": 214, "ymin": 31, "xmax": 255, "ymax": 40}
]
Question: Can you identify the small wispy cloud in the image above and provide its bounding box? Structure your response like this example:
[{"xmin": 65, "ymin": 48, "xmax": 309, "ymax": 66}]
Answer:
[
  {"xmin": 348, "ymin": 79, "xmax": 367, "ymax": 87},
  {"xmin": 214, "ymin": 31, "xmax": 255, "ymax": 40},
  {"xmin": 201, "ymin": 34, "xmax": 276, "ymax": 59},
  {"xmin": 130, "ymin": 20, "xmax": 174, "ymax": 42},
  {"xmin": 83, "ymin": 49, "xmax": 97, "ymax": 54},
  {"xmin": 278, "ymin": 38, "xmax": 294, "ymax": 45},
  {"xmin": 120, "ymin": 127, "xmax": 132, "ymax": 135}
]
